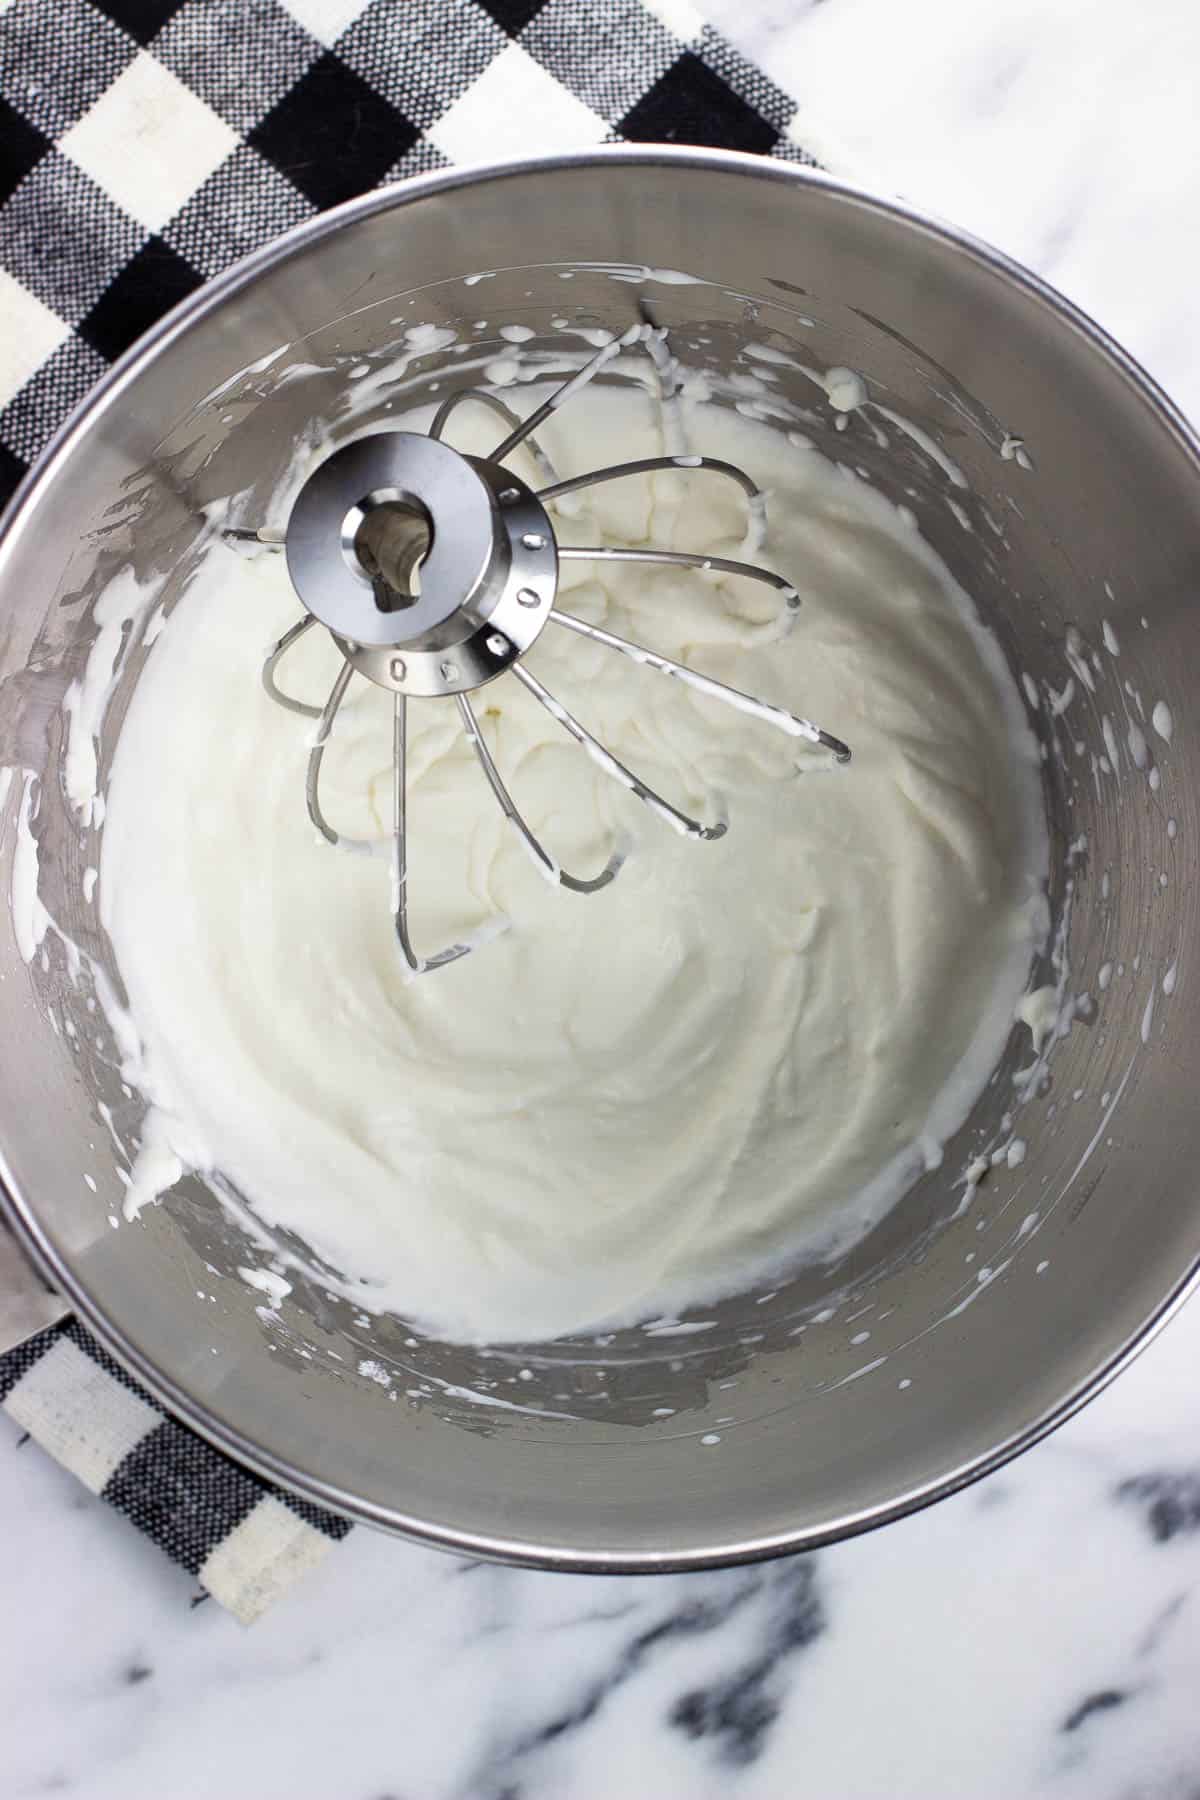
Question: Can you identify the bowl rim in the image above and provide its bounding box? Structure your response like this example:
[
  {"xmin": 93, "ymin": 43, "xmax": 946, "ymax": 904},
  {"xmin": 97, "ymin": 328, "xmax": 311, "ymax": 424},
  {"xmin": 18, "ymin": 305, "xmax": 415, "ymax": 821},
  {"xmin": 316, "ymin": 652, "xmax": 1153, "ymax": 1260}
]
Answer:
[{"xmin": 3, "ymin": 143, "xmax": 1199, "ymax": 1570}]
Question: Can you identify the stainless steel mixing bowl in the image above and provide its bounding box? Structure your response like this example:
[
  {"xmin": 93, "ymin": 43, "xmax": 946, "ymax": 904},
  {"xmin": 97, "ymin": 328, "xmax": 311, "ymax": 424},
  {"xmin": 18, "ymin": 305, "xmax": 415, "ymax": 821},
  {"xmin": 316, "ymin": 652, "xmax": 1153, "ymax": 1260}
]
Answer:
[{"xmin": 1, "ymin": 147, "xmax": 1196, "ymax": 1567}]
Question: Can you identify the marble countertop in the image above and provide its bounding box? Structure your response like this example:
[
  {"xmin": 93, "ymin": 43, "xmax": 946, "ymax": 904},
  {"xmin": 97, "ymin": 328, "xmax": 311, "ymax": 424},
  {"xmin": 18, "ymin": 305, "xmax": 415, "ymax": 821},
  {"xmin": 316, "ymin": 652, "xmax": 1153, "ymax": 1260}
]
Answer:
[{"xmin": 5, "ymin": 3, "xmax": 1200, "ymax": 1796}]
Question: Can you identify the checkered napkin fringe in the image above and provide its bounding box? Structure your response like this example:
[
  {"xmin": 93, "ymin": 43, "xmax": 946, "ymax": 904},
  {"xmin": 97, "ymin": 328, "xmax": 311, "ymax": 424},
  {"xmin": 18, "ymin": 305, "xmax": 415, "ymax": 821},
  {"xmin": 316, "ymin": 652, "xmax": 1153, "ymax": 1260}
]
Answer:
[
  {"xmin": 1, "ymin": 1317, "xmax": 352, "ymax": 1622},
  {"xmin": 0, "ymin": 0, "xmax": 813, "ymax": 1617}
]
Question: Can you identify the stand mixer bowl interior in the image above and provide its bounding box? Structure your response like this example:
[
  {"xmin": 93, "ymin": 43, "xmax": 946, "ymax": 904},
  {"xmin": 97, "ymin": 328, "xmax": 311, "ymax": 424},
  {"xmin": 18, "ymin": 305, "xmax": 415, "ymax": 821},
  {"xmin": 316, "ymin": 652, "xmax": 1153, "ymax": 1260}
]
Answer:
[{"xmin": 0, "ymin": 148, "xmax": 1196, "ymax": 1566}]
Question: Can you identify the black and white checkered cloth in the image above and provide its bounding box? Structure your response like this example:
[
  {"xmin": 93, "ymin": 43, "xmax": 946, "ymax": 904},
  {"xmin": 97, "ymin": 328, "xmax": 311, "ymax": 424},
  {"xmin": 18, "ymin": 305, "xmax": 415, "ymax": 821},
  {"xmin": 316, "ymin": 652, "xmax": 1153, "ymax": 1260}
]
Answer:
[
  {"xmin": 0, "ymin": 0, "xmax": 814, "ymax": 1619},
  {"xmin": 0, "ymin": 0, "xmax": 815, "ymax": 512},
  {"xmin": 1, "ymin": 1316, "xmax": 352, "ymax": 1621}
]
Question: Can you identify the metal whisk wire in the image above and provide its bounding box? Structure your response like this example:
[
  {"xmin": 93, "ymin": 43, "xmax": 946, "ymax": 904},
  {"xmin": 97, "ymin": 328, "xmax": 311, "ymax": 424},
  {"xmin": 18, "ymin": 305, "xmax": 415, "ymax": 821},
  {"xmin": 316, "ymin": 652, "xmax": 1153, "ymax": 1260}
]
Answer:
[{"xmin": 252, "ymin": 322, "xmax": 850, "ymax": 973}]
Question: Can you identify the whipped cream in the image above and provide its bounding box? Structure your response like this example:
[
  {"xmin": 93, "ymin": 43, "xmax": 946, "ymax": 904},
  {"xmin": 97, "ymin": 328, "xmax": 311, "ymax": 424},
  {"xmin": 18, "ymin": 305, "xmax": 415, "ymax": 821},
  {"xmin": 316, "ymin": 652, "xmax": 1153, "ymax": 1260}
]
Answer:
[{"xmin": 99, "ymin": 386, "xmax": 1047, "ymax": 1342}]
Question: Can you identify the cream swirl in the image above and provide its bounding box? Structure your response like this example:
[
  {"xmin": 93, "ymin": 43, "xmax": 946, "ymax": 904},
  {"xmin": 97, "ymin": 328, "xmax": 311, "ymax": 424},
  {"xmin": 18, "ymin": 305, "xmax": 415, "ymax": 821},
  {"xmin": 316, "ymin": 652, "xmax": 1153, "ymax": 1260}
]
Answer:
[{"xmin": 100, "ymin": 388, "xmax": 1047, "ymax": 1341}]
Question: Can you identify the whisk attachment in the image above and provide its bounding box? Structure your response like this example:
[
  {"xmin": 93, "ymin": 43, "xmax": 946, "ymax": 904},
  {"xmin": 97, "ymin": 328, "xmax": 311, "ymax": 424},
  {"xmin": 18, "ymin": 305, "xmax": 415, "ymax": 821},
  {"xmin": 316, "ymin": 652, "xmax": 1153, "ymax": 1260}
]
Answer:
[
  {"xmin": 428, "ymin": 389, "xmax": 559, "ymax": 487},
  {"xmin": 251, "ymin": 322, "xmax": 850, "ymax": 972},
  {"xmin": 391, "ymin": 693, "xmax": 474, "ymax": 974},
  {"xmin": 536, "ymin": 453, "xmax": 757, "ymax": 507},
  {"xmin": 546, "ymin": 610, "xmax": 849, "ymax": 760},
  {"xmin": 456, "ymin": 691, "xmax": 625, "ymax": 894},
  {"xmin": 263, "ymin": 614, "xmax": 321, "ymax": 717}
]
